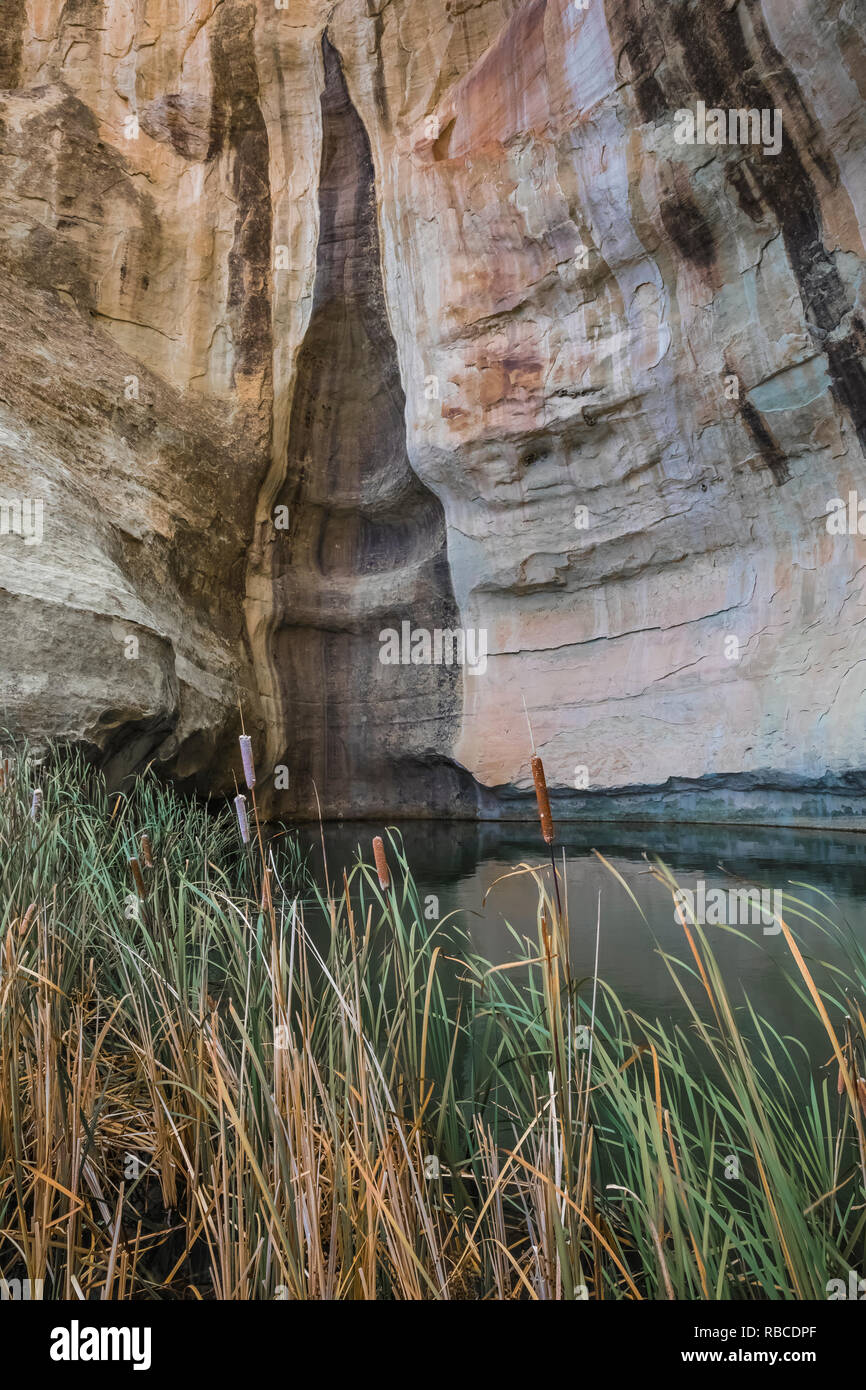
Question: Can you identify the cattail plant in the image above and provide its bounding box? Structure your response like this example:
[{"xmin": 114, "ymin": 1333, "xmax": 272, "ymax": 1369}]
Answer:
[
  {"xmin": 531, "ymin": 755, "xmax": 555, "ymax": 845},
  {"xmin": 373, "ymin": 836, "xmax": 390, "ymax": 890},
  {"xmin": 531, "ymin": 755, "xmax": 561, "ymax": 919},
  {"xmin": 128, "ymin": 856, "xmax": 147, "ymax": 899},
  {"xmin": 234, "ymin": 793, "xmax": 250, "ymax": 845},
  {"xmin": 140, "ymin": 832, "xmax": 154, "ymax": 869},
  {"xmin": 236, "ymin": 730, "xmax": 274, "ymax": 926},
  {"xmin": 2, "ymin": 739, "xmax": 865, "ymax": 1304},
  {"xmin": 30, "ymin": 787, "xmax": 42, "ymax": 821},
  {"xmin": 239, "ymin": 734, "xmax": 256, "ymax": 790}
]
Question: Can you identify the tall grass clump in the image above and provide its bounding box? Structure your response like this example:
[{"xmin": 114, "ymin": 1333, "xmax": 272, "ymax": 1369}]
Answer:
[{"xmin": 0, "ymin": 739, "xmax": 864, "ymax": 1299}]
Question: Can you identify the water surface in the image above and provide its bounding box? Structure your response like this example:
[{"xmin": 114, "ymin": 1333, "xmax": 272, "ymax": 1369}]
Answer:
[{"xmin": 294, "ymin": 819, "xmax": 866, "ymax": 1057}]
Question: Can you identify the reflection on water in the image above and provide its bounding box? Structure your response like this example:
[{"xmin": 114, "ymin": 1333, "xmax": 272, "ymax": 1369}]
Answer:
[{"xmin": 295, "ymin": 819, "xmax": 866, "ymax": 1047}]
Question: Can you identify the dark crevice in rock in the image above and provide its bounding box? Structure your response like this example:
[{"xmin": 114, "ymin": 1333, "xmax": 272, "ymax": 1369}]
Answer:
[
  {"xmin": 739, "ymin": 397, "xmax": 791, "ymax": 485},
  {"xmin": 266, "ymin": 35, "xmax": 467, "ymax": 818},
  {"xmin": 659, "ymin": 183, "xmax": 716, "ymax": 274},
  {"xmin": 91, "ymin": 713, "xmax": 180, "ymax": 787},
  {"xmin": 208, "ymin": 1, "xmax": 272, "ymax": 386},
  {"xmin": 368, "ymin": 6, "xmax": 391, "ymax": 131},
  {"xmin": 0, "ymin": 0, "xmax": 24, "ymax": 89}
]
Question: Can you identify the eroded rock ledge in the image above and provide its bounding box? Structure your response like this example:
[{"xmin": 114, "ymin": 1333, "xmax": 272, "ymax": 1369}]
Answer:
[{"xmin": 1, "ymin": 1, "xmax": 865, "ymax": 824}]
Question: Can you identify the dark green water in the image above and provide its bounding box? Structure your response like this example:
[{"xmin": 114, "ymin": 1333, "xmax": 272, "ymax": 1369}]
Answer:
[{"xmin": 297, "ymin": 819, "xmax": 866, "ymax": 1053}]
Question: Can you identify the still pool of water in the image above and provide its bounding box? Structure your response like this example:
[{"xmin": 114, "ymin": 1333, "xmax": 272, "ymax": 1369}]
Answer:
[{"xmin": 296, "ymin": 819, "xmax": 866, "ymax": 1053}]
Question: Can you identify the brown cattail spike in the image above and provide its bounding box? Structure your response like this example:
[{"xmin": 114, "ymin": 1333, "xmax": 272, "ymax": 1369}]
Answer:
[
  {"xmin": 531, "ymin": 755, "xmax": 555, "ymax": 845},
  {"xmin": 858, "ymin": 1078, "xmax": 866, "ymax": 1115},
  {"xmin": 128, "ymin": 857, "xmax": 147, "ymax": 900},
  {"xmin": 140, "ymin": 832, "xmax": 154, "ymax": 869},
  {"xmin": 373, "ymin": 836, "xmax": 390, "ymax": 890}
]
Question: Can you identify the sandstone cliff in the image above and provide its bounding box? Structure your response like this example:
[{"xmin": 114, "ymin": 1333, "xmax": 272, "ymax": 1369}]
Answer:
[{"xmin": 1, "ymin": 0, "xmax": 865, "ymax": 822}]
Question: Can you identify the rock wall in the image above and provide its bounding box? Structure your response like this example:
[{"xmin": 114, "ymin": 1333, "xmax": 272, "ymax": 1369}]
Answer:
[
  {"xmin": 255, "ymin": 36, "xmax": 466, "ymax": 818},
  {"xmin": 1, "ymin": 0, "xmax": 865, "ymax": 822}
]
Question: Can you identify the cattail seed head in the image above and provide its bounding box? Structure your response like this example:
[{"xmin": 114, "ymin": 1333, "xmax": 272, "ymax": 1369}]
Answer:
[
  {"xmin": 858, "ymin": 1078, "xmax": 866, "ymax": 1115},
  {"xmin": 140, "ymin": 832, "xmax": 154, "ymax": 869},
  {"xmin": 20, "ymin": 902, "xmax": 37, "ymax": 937},
  {"xmin": 234, "ymin": 793, "xmax": 250, "ymax": 844},
  {"xmin": 239, "ymin": 734, "xmax": 256, "ymax": 790},
  {"xmin": 373, "ymin": 835, "xmax": 390, "ymax": 889},
  {"xmin": 30, "ymin": 787, "xmax": 42, "ymax": 821},
  {"xmin": 531, "ymin": 755, "xmax": 555, "ymax": 845},
  {"xmin": 838, "ymin": 1062, "xmax": 847, "ymax": 1096},
  {"xmin": 128, "ymin": 857, "xmax": 147, "ymax": 899}
]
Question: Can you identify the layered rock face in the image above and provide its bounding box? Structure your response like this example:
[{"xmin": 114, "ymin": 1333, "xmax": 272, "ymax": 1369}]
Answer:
[{"xmin": 1, "ymin": 0, "xmax": 865, "ymax": 822}]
